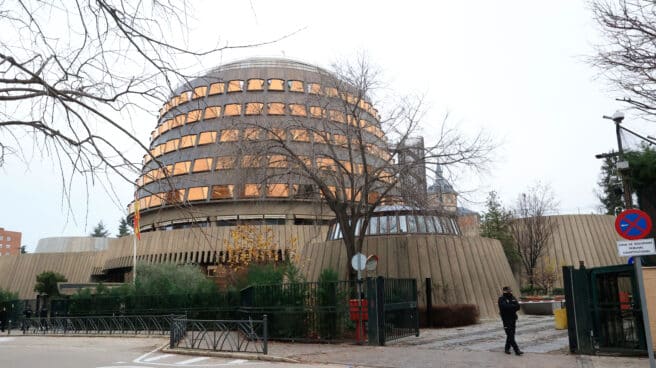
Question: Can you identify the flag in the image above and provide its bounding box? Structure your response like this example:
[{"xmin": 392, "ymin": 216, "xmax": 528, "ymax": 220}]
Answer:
[{"xmin": 133, "ymin": 197, "xmax": 141, "ymax": 240}]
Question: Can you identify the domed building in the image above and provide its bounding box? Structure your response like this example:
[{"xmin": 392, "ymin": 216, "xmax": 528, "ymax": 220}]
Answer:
[{"xmin": 129, "ymin": 57, "xmax": 388, "ymax": 232}]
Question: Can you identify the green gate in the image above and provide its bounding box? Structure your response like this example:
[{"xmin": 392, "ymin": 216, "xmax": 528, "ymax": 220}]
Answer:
[
  {"xmin": 564, "ymin": 263, "xmax": 647, "ymax": 355},
  {"xmin": 366, "ymin": 276, "xmax": 419, "ymax": 345}
]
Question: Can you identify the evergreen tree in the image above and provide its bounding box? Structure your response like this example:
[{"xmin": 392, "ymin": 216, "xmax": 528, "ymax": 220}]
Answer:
[
  {"xmin": 596, "ymin": 153, "xmax": 624, "ymax": 215},
  {"xmin": 480, "ymin": 191, "xmax": 518, "ymax": 269},
  {"xmin": 34, "ymin": 271, "xmax": 68, "ymax": 297},
  {"xmin": 117, "ymin": 217, "xmax": 131, "ymax": 237},
  {"xmin": 90, "ymin": 221, "xmax": 109, "ymax": 237}
]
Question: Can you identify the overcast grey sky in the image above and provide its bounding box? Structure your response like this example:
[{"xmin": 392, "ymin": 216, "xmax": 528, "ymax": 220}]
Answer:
[{"xmin": 2, "ymin": 0, "xmax": 655, "ymax": 251}]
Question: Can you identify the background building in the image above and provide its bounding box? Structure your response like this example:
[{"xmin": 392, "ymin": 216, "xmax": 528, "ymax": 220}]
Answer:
[{"xmin": 0, "ymin": 228, "xmax": 21, "ymax": 256}]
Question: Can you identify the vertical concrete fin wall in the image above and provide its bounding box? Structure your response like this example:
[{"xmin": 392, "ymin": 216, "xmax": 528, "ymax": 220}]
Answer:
[
  {"xmin": 0, "ymin": 252, "xmax": 99, "ymax": 299},
  {"xmin": 300, "ymin": 235, "xmax": 518, "ymax": 318}
]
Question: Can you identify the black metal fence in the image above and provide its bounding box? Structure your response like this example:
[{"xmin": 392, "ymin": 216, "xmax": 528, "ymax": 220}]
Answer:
[
  {"xmin": 367, "ymin": 277, "xmax": 419, "ymax": 345},
  {"xmin": 21, "ymin": 314, "xmax": 182, "ymax": 335},
  {"xmin": 170, "ymin": 316, "xmax": 268, "ymax": 354}
]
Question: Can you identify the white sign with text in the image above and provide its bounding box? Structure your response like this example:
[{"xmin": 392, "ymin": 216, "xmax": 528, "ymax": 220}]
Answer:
[{"xmin": 617, "ymin": 238, "xmax": 656, "ymax": 257}]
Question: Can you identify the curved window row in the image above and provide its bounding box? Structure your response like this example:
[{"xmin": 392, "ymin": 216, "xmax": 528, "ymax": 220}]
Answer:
[
  {"xmin": 129, "ymin": 183, "xmax": 382, "ymax": 213},
  {"xmin": 146, "ymin": 127, "xmax": 389, "ymax": 164},
  {"xmin": 152, "ymin": 102, "xmax": 384, "ymax": 141},
  {"xmin": 326, "ymin": 213, "xmax": 460, "ymax": 240},
  {"xmin": 158, "ymin": 79, "xmax": 380, "ymax": 121}
]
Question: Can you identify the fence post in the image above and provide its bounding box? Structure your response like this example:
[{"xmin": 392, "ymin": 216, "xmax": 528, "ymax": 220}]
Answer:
[
  {"xmin": 425, "ymin": 277, "xmax": 432, "ymax": 328},
  {"xmin": 375, "ymin": 276, "xmax": 385, "ymax": 346},
  {"xmin": 263, "ymin": 314, "xmax": 268, "ymax": 355},
  {"xmin": 413, "ymin": 279, "xmax": 419, "ymax": 337},
  {"xmin": 169, "ymin": 319, "xmax": 176, "ymax": 349}
]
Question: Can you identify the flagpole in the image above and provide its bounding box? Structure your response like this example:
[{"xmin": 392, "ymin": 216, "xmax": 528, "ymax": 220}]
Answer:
[
  {"xmin": 132, "ymin": 198, "xmax": 140, "ymax": 286},
  {"xmin": 133, "ymin": 233, "xmax": 137, "ymax": 285}
]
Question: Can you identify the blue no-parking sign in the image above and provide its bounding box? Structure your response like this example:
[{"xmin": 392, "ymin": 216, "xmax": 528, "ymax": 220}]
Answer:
[{"xmin": 615, "ymin": 209, "xmax": 653, "ymax": 240}]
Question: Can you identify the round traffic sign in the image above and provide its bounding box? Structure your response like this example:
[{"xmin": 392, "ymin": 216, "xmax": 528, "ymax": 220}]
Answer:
[
  {"xmin": 365, "ymin": 255, "xmax": 379, "ymax": 271},
  {"xmin": 615, "ymin": 209, "xmax": 653, "ymax": 240},
  {"xmin": 351, "ymin": 253, "xmax": 367, "ymax": 271}
]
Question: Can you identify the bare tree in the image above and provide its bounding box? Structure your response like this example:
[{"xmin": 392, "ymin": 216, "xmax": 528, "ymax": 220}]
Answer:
[
  {"xmin": 0, "ymin": 0, "xmax": 284, "ymax": 222},
  {"xmin": 509, "ymin": 183, "xmax": 558, "ymax": 290},
  {"xmin": 250, "ymin": 56, "xmax": 494, "ymax": 279},
  {"xmin": 591, "ymin": 0, "xmax": 656, "ymax": 116}
]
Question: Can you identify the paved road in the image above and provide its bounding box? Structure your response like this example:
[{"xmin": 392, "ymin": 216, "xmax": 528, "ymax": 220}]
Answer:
[{"xmin": 0, "ymin": 336, "xmax": 341, "ymax": 368}]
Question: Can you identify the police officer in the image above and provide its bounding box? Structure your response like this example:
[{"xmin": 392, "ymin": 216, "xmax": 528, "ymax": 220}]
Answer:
[
  {"xmin": 498, "ymin": 286, "xmax": 523, "ymax": 355},
  {"xmin": 0, "ymin": 307, "xmax": 7, "ymax": 332}
]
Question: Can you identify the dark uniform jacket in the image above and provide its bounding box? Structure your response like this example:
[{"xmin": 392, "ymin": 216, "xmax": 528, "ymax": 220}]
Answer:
[{"xmin": 498, "ymin": 293, "xmax": 520, "ymax": 322}]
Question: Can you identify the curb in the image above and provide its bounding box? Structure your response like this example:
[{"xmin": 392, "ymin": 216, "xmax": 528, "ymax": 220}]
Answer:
[{"xmin": 162, "ymin": 347, "xmax": 299, "ymax": 363}]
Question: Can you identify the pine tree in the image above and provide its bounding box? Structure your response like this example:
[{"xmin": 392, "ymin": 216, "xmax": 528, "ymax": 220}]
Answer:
[
  {"xmin": 90, "ymin": 221, "xmax": 109, "ymax": 237},
  {"xmin": 596, "ymin": 153, "xmax": 624, "ymax": 215},
  {"xmin": 480, "ymin": 191, "xmax": 518, "ymax": 269},
  {"xmin": 117, "ymin": 217, "xmax": 131, "ymax": 237}
]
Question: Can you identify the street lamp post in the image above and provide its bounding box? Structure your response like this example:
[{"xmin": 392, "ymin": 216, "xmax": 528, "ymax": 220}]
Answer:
[{"xmin": 602, "ymin": 111, "xmax": 633, "ymax": 209}]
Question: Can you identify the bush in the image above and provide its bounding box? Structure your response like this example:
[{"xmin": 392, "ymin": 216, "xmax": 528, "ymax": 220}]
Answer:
[{"xmin": 420, "ymin": 304, "xmax": 479, "ymax": 328}]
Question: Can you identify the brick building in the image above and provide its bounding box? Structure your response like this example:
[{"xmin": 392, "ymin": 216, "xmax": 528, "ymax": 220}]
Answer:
[{"xmin": 0, "ymin": 228, "xmax": 21, "ymax": 256}]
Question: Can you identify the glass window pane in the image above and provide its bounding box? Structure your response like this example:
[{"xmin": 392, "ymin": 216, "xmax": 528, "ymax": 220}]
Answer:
[
  {"xmin": 192, "ymin": 86, "xmax": 207, "ymax": 99},
  {"xmin": 291, "ymin": 129, "xmax": 309, "ymax": 142},
  {"xmin": 227, "ymin": 80, "xmax": 243, "ymax": 92},
  {"xmin": 307, "ymin": 83, "xmax": 321, "ymax": 94},
  {"xmin": 267, "ymin": 79, "xmax": 284, "ymax": 91},
  {"xmin": 379, "ymin": 216, "xmax": 390, "ymax": 234},
  {"xmin": 417, "ymin": 216, "xmax": 428, "ymax": 233},
  {"xmin": 287, "ymin": 80, "xmax": 304, "ymax": 92},
  {"xmin": 247, "ymin": 79, "xmax": 264, "ymax": 91},
  {"xmin": 210, "ymin": 185, "xmax": 234, "ymax": 200},
  {"xmin": 433, "ymin": 216, "xmax": 443, "ymax": 233},
  {"xmin": 266, "ymin": 183, "xmax": 289, "ymax": 197},
  {"xmin": 329, "ymin": 110, "xmax": 345, "ymax": 123},
  {"xmin": 368, "ymin": 217, "xmax": 379, "ymax": 235},
  {"xmin": 243, "ymin": 184, "xmax": 260, "ymax": 198},
  {"xmin": 164, "ymin": 139, "xmax": 179, "ymax": 153},
  {"xmin": 310, "ymin": 106, "xmax": 325, "ymax": 118},
  {"xmin": 399, "ymin": 215, "xmax": 408, "ymax": 233},
  {"xmin": 209, "ymin": 82, "xmax": 224, "ymax": 95},
  {"xmin": 242, "ymin": 155, "xmax": 261, "ymax": 167},
  {"xmin": 193, "ymin": 157, "xmax": 213, "ymax": 172},
  {"xmin": 187, "ymin": 186, "xmax": 208, "ymax": 201},
  {"xmin": 173, "ymin": 161, "xmax": 191, "ymax": 176},
  {"xmin": 407, "ymin": 215, "xmax": 418, "ymax": 233},
  {"xmin": 245, "ymin": 102, "xmax": 264, "ymax": 115},
  {"xmin": 180, "ymin": 135, "xmax": 196, "ymax": 149},
  {"xmin": 187, "ymin": 109, "xmax": 201, "ymax": 123},
  {"xmin": 267, "ymin": 128, "xmax": 286, "ymax": 140},
  {"xmin": 178, "ymin": 91, "xmax": 190, "ymax": 104},
  {"xmin": 198, "ymin": 131, "xmax": 217, "ymax": 145},
  {"xmin": 244, "ymin": 128, "xmax": 260, "ymax": 140},
  {"xmin": 267, "ymin": 102, "xmax": 285, "ymax": 115},
  {"xmin": 289, "ymin": 104, "xmax": 307, "ymax": 116},
  {"xmin": 204, "ymin": 106, "xmax": 221, "ymax": 119},
  {"xmin": 224, "ymin": 103, "xmax": 242, "ymax": 116},
  {"xmin": 215, "ymin": 156, "xmax": 235, "ymax": 170},
  {"xmin": 173, "ymin": 114, "xmax": 185, "ymax": 128},
  {"xmin": 425, "ymin": 216, "xmax": 437, "ymax": 233},
  {"xmin": 219, "ymin": 129, "xmax": 239, "ymax": 142},
  {"xmin": 268, "ymin": 155, "xmax": 287, "ymax": 168},
  {"xmin": 389, "ymin": 216, "xmax": 398, "ymax": 234},
  {"xmin": 313, "ymin": 132, "xmax": 330, "ymax": 144},
  {"xmin": 325, "ymin": 87, "xmax": 338, "ymax": 97}
]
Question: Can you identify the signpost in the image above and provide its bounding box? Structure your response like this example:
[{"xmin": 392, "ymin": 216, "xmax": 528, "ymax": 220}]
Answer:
[
  {"xmin": 616, "ymin": 209, "xmax": 655, "ymax": 367},
  {"xmin": 351, "ymin": 253, "xmax": 367, "ymax": 344}
]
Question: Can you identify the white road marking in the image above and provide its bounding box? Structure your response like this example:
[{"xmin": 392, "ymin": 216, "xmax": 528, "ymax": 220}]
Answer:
[
  {"xmin": 145, "ymin": 354, "xmax": 174, "ymax": 362},
  {"xmin": 227, "ymin": 360, "xmax": 248, "ymax": 364},
  {"xmin": 176, "ymin": 357, "xmax": 210, "ymax": 365},
  {"xmin": 0, "ymin": 337, "xmax": 15, "ymax": 342}
]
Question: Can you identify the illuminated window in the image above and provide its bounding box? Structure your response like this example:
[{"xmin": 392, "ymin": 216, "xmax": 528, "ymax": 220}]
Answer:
[
  {"xmin": 198, "ymin": 131, "xmax": 217, "ymax": 145},
  {"xmin": 192, "ymin": 86, "xmax": 207, "ymax": 99},
  {"xmin": 313, "ymin": 132, "xmax": 330, "ymax": 144},
  {"xmin": 151, "ymin": 144, "xmax": 163, "ymax": 157},
  {"xmin": 138, "ymin": 197, "xmax": 149, "ymax": 210},
  {"xmin": 173, "ymin": 161, "xmax": 191, "ymax": 176},
  {"xmin": 289, "ymin": 104, "xmax": 307, "ymax": 116},
  {"xmin": 150, "ymin": 194, "xmax": 163, "ymax": 207},
  {"xmin": 267, "ymin": 102, "xmax": 285, "ymax": 115},
  {"xmin": 267, "ymin": 79, "xmax": 284, "ymax": 91},
  {"xmin": 224, "ymin": 103, "xmax": 242, "ymax": 116},
  {"xmin": 179, "ymin": 91, "xmax": 190, "ymax": 104},
  {"xmin": 204, "ymin": 106, "xmax": 221, "ymax": 119},
  {"xmin": 287, "ymin": 80, "xmax": 304, "ymax": 92},
  {"xmin": 267, "ymin": 128, "xmax": 286, "ymax": 140},
  {"xmin": 242, "ymin": 155, "xmax": 262, "ymax": 168},
  {"xmin": 247, "ymin": 79, "xmax": 264, "ymax": 91},
  {"xmin": 310, "ymin": 106, "xmax": 325, "ymax": 118},
  {"xmin": 150, "ymin": 130, "xmax": 157, "ymax": 141},
  {"xmin": 209, "ymin": 82, "xmax": 224, "ymax": 95},
  {"xmin": 143, "ymin": 154, "xmax": 152, "ymax": 164},
  {"xmin": 187, "ymin": 186, "xmax": 209, "ymax": 201},
  {"xmin": 171, "ymin": 96, "xmax": 180, "ymax": 107},
  {"xmin": 307, "ymin": 83, "xmax": 321, "ymax": 94},
  {"xmin": 164, "ymin": 139, "xmax": 179, "ymax": 153},
  {"xmin": 243, "ymin": 184, "xmax": 261, "ymax": 198},
  {"xmin": 267, "ymin": 184, "xmax": 289, "ymax": 197},
  {"xmin": 187, "ymin": 109, "xmax": 201, "ymax": 123},
  {"xmin": 368, "ymin": 192, "xmax": 380, "ymax": 204},
  {"xmin": 165, "ymin": 189, "xmax": 186, "ymax": 204},
  {"xmin": 243, "ymin": 128, "xmax": 261, "ymax": 141},
  {"xmin": 219, "ymin": 129, "xmax": 239, "ymax": 142},
  {"xmin": 325, "ymin": 87, "xmax": 338, "ymax": 97},
  {"xmin": 227, "ymin": 80, "xmax": 244, "ymax": 92},
  {"xmin": 268, "ymin": 155, "xmax": 287, "ymax": 168},
  {"xmin": 317, "ymin": 157, "xmax": 336, "ymax": 171},
  {"xmin": 291, "ymin": 129, "xmax": 309, "ymax": 142},
  {"xmin": 163, "ymin": 164, "xmax": 173, "ymax": 177},
  {"xmin": 192, "ymin": 157, "xmax": 213, "ymax": 172},
  {"xmin": 333, "ymin": 134, "xmax": 348, "ymax": 146},
  {"xmin": 329, "ymin": 110, "xmax": 345, "ymax": 123},
  {"xmin": 340, "ymin": 160, "xmax": 353, "ymax": 173},
  {"xmin": 211, "ymin": 185, "xmax": 234, "ymax": 200},
  {"xmin": 159, "ymin": 119, "xmax": 173, "ymax": 135},
  {"xmin": 215, "ymin": 156, "xmax": 235, "ymax": 170},
  {"xmin": 245, "ymin": 102, "xmax": 264, "ymax": 115},
  {"xmin": 173, "ymin": 114, "xmax": 186, "ymax": 128},
  {"xmin": 180, "ymin": 135, "xmax": 196, "ymax": 149}
]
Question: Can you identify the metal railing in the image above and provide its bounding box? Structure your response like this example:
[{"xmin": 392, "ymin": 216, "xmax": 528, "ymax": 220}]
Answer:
[
  {"xmin": 170, "ymin": 316, "xmax": 268, "ymax": 355},
  {"xmin": 21, "ymin": 314, "xmax": 183, "ymax": 335}
]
